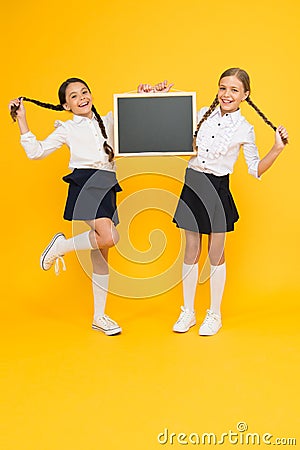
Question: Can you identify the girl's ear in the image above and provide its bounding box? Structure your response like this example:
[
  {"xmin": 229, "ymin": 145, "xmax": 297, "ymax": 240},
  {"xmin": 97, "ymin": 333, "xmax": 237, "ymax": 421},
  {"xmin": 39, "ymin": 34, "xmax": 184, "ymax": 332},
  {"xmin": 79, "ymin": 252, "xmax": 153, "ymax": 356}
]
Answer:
[
  {"xmin": 63, "ymin": 103, "xmax": 71, "ymax": 111},
  {"xmin": 243, "ymin": 91, "xmax": 250, "ymax": 101}
]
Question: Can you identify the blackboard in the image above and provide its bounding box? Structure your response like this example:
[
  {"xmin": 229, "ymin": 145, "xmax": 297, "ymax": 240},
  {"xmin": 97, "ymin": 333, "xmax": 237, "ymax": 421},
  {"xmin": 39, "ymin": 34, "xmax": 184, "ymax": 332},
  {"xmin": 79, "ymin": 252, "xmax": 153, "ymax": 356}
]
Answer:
[{"xmin": 113, "ymin": 92, "xmax": 197, "ymax": 156}]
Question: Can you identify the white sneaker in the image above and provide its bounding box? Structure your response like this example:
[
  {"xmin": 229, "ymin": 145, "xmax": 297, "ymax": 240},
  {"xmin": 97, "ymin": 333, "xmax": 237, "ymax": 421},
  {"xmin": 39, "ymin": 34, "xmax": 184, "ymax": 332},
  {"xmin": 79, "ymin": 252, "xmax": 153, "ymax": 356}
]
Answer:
[
  {"xmin": 199, "ymin": 309, "xmax": 222, "ymax": 336},
  {"xmin": 92, "ymin": 315, "xmax": 122, "ymax": 336},
  {"xmin": 173, "ymin": 306, "xmax": 196, "ymax": 333},
  {"xmin": 40, "ymin": 232, "xmax": 67, "ymax": 275}
]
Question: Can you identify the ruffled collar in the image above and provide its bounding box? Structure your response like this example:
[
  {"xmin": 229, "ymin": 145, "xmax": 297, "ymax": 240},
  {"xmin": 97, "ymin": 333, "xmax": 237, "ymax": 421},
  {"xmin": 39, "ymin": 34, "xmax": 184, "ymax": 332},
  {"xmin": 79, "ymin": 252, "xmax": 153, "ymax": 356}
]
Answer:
[{"xmin": 196, "ymin": 106, "xmax": 245, "ymax": 158}]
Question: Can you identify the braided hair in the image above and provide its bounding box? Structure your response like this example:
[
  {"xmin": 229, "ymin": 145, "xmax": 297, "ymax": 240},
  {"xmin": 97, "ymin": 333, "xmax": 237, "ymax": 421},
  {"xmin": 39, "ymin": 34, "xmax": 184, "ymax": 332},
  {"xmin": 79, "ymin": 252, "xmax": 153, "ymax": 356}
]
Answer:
[
  {"xmin": 245, "ymin": 97, "xmax": 277, "ymax": 132},
  {"xmin": 11, "ymin": 77, "xmax": 114, "ymax": 162},
  {"xmin": 194, "ymin": 67, "xmax": 287, "ymax": 145},
  {"xmin": 193, "ymin": 94, "xmax": 219, "ymax": 148},
  {"xmin": 16, "ymin": 97, "xmax": 64, "ymax": 112},
  {"xmin": 91, "ymin": 105, "xmax": 114, "ymax": 162}
]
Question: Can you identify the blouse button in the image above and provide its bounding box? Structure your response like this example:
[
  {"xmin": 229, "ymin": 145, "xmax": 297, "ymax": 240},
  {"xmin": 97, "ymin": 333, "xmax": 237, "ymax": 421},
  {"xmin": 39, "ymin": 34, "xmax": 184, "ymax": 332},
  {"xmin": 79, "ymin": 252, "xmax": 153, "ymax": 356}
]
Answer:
[
  {"xmin": 202, "ymin": 160, "xmax": 205, "ymax": 163},
  {"xmin": 212, "ymin": 136, "xmax": 214, "ymax": 138},
  {"xmin": 206, "ymin": 149, "xmax": 209, "ymax": 152},
  {"xmin": 218, "ymin": 123, "xmax": 220, "ymax": 126}
]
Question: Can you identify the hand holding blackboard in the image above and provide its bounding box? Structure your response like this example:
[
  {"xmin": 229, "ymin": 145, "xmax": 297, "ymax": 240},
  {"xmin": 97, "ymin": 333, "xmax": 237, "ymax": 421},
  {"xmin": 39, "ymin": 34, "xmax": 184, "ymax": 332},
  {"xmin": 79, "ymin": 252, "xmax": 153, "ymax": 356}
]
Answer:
[{"xmin": 137, "ymin": 80, "xmax": 174, "ymax": 93}]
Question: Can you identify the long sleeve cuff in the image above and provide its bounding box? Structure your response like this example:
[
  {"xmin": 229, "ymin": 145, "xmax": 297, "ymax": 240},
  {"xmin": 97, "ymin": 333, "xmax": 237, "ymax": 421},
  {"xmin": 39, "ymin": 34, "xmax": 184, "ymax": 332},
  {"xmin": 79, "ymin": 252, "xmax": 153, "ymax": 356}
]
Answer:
[{"xmin": 248, "ymin": 160, "xmax": 261, "ymax": 180}]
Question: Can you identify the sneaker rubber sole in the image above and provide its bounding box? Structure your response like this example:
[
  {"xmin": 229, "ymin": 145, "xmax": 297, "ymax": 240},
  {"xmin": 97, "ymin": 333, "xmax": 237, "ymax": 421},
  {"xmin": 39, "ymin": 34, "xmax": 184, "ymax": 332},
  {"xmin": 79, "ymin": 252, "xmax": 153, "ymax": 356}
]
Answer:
[
  {"xmin": 92, "ymin": 323, "xmax": 122, "ymax": 336},
  {"xmin": 173, "ymin": 317, "xmax": 196, "ymax": 333},
  {"xmin": 199, "ymin": 323, "xmax": 222, "ymax": 336}
]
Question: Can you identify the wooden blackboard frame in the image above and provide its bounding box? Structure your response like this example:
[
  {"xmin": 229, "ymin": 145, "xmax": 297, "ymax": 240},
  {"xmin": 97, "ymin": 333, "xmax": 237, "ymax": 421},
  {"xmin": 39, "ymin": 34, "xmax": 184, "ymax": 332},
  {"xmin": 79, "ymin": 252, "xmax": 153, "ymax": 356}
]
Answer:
[{"xmin": 113, "ymin": 92, "xmax": 197, "ymax": 156}]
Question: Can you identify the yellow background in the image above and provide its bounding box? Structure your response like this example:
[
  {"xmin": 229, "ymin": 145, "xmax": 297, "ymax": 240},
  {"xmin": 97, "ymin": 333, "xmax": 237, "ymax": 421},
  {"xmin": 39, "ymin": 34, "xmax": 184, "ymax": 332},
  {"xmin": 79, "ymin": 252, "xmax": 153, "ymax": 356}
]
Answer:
[{"xmin": 1, "ymin": 0, "xmax": 299, "ymax": 449}]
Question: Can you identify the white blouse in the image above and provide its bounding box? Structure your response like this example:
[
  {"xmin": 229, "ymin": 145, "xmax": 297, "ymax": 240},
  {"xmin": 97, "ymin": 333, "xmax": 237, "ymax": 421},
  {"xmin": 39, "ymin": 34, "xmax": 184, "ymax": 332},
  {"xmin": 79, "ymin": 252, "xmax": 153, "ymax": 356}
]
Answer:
[
  {"xmin": 20, "ymin": 112, "xmax": 115, "ymax": 172},
  {"xmin": 189, "ymin": 106, "xmax": 261, "ymax": 178}
]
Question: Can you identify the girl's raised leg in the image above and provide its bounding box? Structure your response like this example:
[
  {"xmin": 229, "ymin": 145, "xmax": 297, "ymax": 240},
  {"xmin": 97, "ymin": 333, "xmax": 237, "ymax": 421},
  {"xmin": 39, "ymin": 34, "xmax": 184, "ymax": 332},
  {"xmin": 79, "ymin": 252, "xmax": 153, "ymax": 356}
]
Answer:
[
  {"xmin": 40, "ymin": 218, "xmax": 122, "ymax": 335},
  {"xmin": 40, "ymin": 218, "xmax": 119, "ymax": 274}
]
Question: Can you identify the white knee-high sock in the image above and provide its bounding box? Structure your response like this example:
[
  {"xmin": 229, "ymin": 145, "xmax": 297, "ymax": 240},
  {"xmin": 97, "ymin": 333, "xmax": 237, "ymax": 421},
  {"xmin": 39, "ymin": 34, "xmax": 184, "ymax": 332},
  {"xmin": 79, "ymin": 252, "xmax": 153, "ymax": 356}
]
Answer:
[
  {"xmin": 92, "ymin": 273, "xmax": 109, "ymax": 320},
  {"xmin": 182, "ymin": 263, "xmax": 198, "ymax": 312},
  {"xmin": 210, "ymin": 263, "xmax": 226, "ymax": 316},
  {"xmin": 58, "ymin": 231, "xmax": 96, "ymax": 254}
]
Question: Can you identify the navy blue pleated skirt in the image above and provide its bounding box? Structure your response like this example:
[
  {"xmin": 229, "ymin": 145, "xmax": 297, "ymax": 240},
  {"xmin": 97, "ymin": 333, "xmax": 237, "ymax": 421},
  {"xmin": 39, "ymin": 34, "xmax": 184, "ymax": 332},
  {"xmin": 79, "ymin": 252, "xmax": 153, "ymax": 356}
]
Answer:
[
  {"xmin": 62, "ymin": 169, "xmax": 122, "ymax": 224},
  {"xmin": 173, "ymin": 168, "xmax": 239, "ymax": 234}
]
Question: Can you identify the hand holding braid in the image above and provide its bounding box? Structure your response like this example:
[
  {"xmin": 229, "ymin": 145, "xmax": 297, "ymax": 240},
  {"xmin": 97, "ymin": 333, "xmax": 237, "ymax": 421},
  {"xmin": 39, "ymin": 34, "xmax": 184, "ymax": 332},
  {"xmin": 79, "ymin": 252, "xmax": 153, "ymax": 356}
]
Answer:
[
  {"xmin": 9, "ymin": 98, "xmax": 26, "ymax": 121},
  {"xmin": 10, "ymin": 97, "xmax": 64, "ymax": 122},
  {"xmin": 192, "ymin": 93, "xmax": 288, "ymax": 149},
  {"xmin": 9, "ymin": 88, "xmax": 115, "ymax": 163}
]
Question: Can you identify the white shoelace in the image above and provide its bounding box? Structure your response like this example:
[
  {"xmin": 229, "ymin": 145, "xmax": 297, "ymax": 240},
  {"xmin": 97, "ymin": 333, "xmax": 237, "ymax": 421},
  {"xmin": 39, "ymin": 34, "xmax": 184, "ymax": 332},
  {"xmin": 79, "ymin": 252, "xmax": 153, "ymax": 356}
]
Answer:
[
  {"xmin": 177, "ymin": 307, "xmax": 194, "ymax": 324},
  {"xmin": 54, "ymin": 256, "xmax": 66, "ymax": 276},
  {"xmin": 203, "ymin": 311, "xmax": 219, "ymax": 327},
  {"xmin": 97, "ymin": 315, "xmax": 119, "ymax": 328}
]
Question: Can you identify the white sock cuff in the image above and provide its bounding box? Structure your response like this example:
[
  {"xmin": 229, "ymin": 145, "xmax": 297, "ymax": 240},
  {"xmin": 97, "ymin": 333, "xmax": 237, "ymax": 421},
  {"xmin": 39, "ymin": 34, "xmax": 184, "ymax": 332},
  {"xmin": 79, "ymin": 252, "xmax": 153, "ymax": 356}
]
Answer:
[
  {"xmin": 92, "ymin": 273, "xmax": 109, "ymax": 290},
  {"xmin": 182, "ymin": 262, "xmax": 198, "ymax": 277},
  {"xmin": 210, "ymin": 262, "xmax": 226, "ymax": 272},
  {"xmin": 74, "ymin": 231, "xmax": 95, "ymax": 251}
]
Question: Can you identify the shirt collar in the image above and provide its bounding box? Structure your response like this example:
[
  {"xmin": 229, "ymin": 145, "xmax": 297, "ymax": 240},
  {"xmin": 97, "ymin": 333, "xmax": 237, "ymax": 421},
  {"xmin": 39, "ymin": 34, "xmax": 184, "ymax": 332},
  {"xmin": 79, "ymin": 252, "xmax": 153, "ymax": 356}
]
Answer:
[
  {"xmin": 72, "ymin": 113, "xmax": 95, "ymax": 123},
  {"xmin": 210, "ymin": 106, "xmax": 242, "ymax": 124}
]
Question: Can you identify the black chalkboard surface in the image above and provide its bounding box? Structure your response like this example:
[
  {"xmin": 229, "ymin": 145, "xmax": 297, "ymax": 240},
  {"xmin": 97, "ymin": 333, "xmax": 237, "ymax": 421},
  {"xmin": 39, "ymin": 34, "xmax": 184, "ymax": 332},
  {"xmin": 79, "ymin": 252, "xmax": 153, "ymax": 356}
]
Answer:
[{"xmin": 113, "ymin": 92, "xmax": 197, "ymax": 156}]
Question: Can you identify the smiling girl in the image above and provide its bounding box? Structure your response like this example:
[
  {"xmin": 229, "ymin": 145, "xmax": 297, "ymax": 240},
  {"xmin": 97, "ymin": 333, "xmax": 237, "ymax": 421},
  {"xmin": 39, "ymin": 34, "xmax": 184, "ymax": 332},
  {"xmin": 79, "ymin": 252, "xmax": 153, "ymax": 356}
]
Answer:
[
  {"xmin": 172, "ymin": 67, "xmax": 288, "ymax": 336},
  {"xmin": 9, "ymin": 78, "xmax": 172, "ymax": 336}
]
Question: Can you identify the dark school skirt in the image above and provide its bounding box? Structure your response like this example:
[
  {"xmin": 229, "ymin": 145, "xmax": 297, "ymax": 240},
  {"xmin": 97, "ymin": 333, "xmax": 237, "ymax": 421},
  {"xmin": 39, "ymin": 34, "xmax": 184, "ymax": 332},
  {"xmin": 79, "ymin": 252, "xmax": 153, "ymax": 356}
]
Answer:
[
  {"xmin": 173, "ymin": 168, "xmax": 239, "ymax": 234},
  {"xmin": 62, "ymin": 168, "xmax": 122, "ymax": 224}
]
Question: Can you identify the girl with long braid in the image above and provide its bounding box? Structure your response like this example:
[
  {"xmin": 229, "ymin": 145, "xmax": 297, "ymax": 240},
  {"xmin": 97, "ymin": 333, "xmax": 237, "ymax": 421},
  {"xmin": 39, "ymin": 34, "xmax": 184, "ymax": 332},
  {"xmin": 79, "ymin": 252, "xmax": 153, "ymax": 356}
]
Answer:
[
  {"xmin": 9, "ymin": 78, "xmax": 172, "ymax": 336},
  {"xmin": 173, "ymin": 68, "xmax": 288, "ymax": 336}
]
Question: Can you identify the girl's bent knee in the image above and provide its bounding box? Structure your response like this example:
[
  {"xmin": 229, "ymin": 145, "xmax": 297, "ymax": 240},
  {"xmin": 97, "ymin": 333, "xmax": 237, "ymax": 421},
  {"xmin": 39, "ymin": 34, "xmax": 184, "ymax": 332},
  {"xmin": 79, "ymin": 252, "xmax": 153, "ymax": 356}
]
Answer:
[{"xmin": 95, "ymin": 229, "xmax": 119, "ymax": 249}]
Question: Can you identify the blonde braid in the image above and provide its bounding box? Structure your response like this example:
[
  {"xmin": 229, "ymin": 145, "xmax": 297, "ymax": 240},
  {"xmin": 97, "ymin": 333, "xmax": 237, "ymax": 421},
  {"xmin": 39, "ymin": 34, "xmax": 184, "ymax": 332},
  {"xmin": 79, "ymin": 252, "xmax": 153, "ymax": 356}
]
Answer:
[
  {"xmin": 246, "ymin": 97, "xmax": 288, "ymax": 144},
  {"xmin": 246, "ymin": 97, "xmax": 276, "ymax": 131}
]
